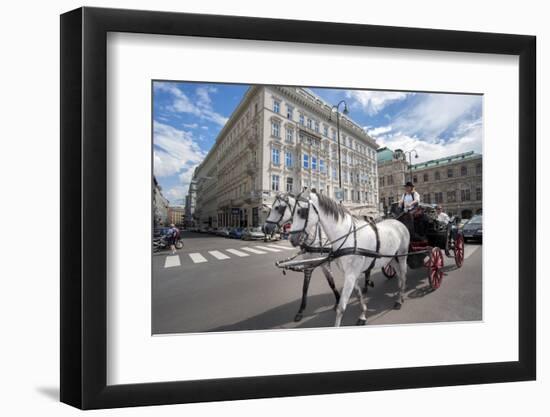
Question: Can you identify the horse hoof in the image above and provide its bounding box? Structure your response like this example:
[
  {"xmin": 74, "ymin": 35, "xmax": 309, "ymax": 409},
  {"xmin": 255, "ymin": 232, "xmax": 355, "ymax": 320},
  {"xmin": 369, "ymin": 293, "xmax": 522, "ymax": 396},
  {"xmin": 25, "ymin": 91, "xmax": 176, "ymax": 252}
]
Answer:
[
  {"xmin": 356, "ymin": 318, "xmax": 367, "ymax": 326},
  {"xmin": 393, "ymin": 302, "xmax": 402, "ymax": 310},
  {"xmin": 294, "ymin": 313, "xmax": 303, "ymax": 322}
]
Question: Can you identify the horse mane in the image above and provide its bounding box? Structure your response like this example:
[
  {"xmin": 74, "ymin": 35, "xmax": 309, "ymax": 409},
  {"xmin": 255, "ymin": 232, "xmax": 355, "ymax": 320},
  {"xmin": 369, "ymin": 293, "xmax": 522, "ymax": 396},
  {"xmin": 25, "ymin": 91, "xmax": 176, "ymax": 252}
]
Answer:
[{"xmin": 312, "ymin": 189, "xmax": 348, "ymax": 220}]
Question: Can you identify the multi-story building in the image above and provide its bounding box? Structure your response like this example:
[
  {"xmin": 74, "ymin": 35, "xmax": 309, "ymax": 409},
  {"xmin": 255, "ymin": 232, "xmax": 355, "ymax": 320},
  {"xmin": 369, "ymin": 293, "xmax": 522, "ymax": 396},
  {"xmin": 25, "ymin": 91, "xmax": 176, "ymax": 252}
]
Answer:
[
  {"xmin": 168, "ymin": 206, "xmax": 186, "ymax": 227},
  {"xmin": 377, "ymin": 148, "xmax": 482, "ymax": 219},
  {"xmin": 153, "ymin": 176, "xmax": 170, "ymax": 227},
  {"xmin": 191, "ymin": 86, "xmax": 380, "ymax": 228},
  {"xmin": 184, "ymin": 168, "xmax": 198, "ymax": 227}
]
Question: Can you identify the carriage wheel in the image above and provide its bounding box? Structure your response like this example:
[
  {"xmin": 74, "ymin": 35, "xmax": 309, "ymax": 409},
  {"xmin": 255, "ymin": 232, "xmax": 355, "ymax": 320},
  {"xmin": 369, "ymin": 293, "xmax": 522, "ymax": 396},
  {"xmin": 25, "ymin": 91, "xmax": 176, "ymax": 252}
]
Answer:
[
  {"xmin": 428, "ymin": 247, "xmax": 444, "ymax": 290},
  {"xmin": 382, "ymin": 263, "xmax": 396, "ymax": 279},
  {"xmin": 454, "ymin": 234, "xmax": 465, "ymax": 268}
]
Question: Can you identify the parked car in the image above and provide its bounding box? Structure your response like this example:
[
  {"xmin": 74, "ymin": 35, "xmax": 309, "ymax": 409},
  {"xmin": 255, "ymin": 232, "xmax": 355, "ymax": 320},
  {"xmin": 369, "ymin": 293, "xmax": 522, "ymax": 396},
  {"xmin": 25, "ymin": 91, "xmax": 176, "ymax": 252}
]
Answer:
[
  {"xmin": 462, "ymin": 215, "xmax": 482, "ymax": 242},
  {"xmin": 228, "ymin": 227, "xmax": 244, "ymax": 239},
  {"xmin": 241, "ymin": 227, "xmax": 265, "ymax": 240},
  {"xmin": 457, "ymin": 218, "xmax": 469, "ymax": 230},
  {"xmin": 215, "ymin": 227, "xmax": 228, "ymax": 237}
]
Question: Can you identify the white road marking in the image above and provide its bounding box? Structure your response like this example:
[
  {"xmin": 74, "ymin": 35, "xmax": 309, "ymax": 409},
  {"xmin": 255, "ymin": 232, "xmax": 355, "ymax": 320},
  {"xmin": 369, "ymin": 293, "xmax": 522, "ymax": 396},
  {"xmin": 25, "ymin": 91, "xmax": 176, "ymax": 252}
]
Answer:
[
  {"xmin": 226, "ymin": 248, "xmax": 250, "ymax": 257},
  {"xmin": 209, "ymin": 250, "xmax": 230, "ymax": 260},
  {"xmin": 254, "ymin": 245, "xmax": 281, "ymax": 252},
  {"xmin": 268, "ymin": 244, "xmax": 295, "ymax": 251},
  {"xmin": 164, "ymin": 255, "xmax": 181, "ymax": 268},
  {"xmin": 189, "ymin": 253, "xmax": 208, "ymax": 263},
  {"xmin": 242, "ymin": 247, "xmax": 267, "ymax": 254}
]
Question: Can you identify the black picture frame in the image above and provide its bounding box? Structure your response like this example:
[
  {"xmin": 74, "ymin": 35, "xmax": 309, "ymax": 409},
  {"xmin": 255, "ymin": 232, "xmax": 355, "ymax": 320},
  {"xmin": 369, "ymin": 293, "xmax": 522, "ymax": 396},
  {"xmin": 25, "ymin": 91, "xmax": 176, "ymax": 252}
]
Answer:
[{"xmin": 60, "ymin": 6, "xmax": 536, "ymax": 410}]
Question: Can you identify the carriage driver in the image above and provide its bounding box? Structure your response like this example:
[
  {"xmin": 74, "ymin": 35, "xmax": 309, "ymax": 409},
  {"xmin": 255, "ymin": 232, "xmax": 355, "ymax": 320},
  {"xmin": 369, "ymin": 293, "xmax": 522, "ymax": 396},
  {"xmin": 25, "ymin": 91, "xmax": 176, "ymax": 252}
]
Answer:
[
  {"xmin": 399, "ymin": 181, "xmax": 420, "ymax": 212},
  {"xmin": 399, "ymin": 181, "xmax": 421, "ymax": 239}
]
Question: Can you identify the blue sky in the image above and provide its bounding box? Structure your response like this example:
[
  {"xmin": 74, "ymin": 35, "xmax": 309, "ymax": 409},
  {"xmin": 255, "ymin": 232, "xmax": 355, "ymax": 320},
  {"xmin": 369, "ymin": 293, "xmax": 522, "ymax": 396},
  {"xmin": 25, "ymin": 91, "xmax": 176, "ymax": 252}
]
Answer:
[{"xmin": 153, "ymin": 81, "xmax": 482, "ymax": 205}]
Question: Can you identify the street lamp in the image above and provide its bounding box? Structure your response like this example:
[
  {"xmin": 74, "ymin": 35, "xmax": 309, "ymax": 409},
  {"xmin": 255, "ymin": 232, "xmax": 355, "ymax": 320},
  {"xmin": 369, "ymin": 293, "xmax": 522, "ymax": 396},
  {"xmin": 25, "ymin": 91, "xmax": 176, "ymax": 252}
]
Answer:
[
  {"xmin": 329, "ymin": 100, "xmax": 349, "ymax": 202},
  {"xmin": 401, "ymin": 149, "xmax": 419, "ymax": 183}
]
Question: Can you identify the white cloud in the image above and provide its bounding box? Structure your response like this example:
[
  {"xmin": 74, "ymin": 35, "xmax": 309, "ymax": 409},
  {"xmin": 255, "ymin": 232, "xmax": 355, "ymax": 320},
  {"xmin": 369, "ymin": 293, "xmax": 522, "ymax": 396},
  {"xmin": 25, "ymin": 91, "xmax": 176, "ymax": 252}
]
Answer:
[
  {"xmin": 367, "ymin": 125, "xmax": 393, "ymax": 136},
  {"xmin": 374, "ymin": 117, "xmax": 482, "ymax": 163},
  {"xmin": 153, "ymin": 121, "xmax": 206, "ymax": 177},
  {"xmin": 392, "ymin": 94, "xmax": 481, "ymax": 141},
  {"xmin": 201, "ymin": 125, "xmax": 209, "ymax": 130},
  {"xmin": 154, "ymin": 82, "xmax": 228, "ymax": 126},
  {"xmin": 346, "ymin": 91, "xmax": 411, "ymax": 115},
  {"xmin": 183, "ymin": 122, "xmax": 199, "ymax": 129},
  {"xmin": 165, "ymin": 185, "xmax": 188, "ymax": 205}
]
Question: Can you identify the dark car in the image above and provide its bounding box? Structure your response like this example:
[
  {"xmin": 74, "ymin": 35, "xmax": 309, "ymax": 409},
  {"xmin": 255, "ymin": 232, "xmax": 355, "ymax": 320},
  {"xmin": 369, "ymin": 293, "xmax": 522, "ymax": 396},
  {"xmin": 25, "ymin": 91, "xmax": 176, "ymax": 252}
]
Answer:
[
  {"xmin": 462, "ymin": 215, "xmax": 482, "ymax": 242},
  {"xmin": 228, "ymin": 227, "xmax": 244, "ymax": 239}
]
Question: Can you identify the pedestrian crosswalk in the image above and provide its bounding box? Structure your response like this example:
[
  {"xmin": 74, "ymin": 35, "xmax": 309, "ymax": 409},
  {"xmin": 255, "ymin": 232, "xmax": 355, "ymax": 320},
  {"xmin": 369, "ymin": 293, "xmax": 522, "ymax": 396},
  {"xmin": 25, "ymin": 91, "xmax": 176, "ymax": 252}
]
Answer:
[
  {"xmin": 160, "ymin": 244, "xmax": 297, "ymax": 268},
  {"xmin": 161, "ymin": 244, "xmax": 481, "ymax": 269}
]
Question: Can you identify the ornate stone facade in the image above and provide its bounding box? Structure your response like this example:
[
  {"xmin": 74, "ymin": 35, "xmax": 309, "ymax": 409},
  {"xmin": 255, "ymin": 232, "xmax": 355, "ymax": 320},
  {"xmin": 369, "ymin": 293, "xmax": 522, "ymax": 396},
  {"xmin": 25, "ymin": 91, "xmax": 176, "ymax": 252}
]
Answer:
[
  {"xmin": 377, "ymin": 148, "xmax": 482, "ymax": 219},
  {"xmin": 190, "ymin": 86, "xmax": 380, "ymax": 228}
]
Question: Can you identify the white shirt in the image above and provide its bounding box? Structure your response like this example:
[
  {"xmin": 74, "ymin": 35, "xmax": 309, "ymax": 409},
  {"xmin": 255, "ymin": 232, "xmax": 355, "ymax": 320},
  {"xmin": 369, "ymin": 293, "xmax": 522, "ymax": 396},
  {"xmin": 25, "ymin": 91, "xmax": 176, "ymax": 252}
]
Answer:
[
  {"xmin": 401, "ymin": 191, "xmax": 420, "ymax": 212},
  {"xmin": 437, "ymin": 212, "xmax": 450, "ymax": 224}
]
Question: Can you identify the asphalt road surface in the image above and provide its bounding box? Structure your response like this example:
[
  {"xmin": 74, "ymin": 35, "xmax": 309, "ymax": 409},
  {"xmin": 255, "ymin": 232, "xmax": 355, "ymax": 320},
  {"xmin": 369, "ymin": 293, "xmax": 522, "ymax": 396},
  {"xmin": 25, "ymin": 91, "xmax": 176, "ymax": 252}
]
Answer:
[{"xmin": 152, "ymin": 231, "xmax": 482, "ymax": 334}]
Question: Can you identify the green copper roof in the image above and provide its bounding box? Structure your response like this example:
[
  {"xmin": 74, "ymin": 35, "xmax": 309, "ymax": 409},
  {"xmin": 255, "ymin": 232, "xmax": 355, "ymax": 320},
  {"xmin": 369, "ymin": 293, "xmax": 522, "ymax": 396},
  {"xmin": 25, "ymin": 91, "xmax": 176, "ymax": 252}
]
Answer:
[
  {"xmin": 377, "ymin": 147, "xmax": 395, "ymax": 163},
  {"xmin": 411, "ymin": 151, "xmax": 481, "ymax": 170}
]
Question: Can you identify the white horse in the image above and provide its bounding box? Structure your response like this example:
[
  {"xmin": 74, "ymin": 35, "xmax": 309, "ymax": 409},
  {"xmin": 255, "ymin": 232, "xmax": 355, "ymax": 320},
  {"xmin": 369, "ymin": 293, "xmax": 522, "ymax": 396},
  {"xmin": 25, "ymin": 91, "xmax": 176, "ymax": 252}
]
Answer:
[
  {"xmin": 289, "ymin": 189, "xmax": 410, "ymax": 326},
  {"xmin": 263, "ymin": 193, "xmax": 341, "ymax": 321}
]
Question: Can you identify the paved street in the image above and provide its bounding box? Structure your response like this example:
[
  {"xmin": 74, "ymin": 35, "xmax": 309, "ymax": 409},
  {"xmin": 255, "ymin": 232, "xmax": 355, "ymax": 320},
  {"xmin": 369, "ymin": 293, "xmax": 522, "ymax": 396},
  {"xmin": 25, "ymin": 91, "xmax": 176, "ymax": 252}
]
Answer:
[{"xmin": 152, "ymin": 231, "xmax": 482, "ymax": 334}]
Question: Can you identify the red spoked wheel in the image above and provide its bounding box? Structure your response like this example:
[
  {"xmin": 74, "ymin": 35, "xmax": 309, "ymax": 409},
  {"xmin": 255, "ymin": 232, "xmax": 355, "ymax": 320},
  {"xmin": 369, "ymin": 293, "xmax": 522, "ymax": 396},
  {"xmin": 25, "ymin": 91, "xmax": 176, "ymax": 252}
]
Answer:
[
  {"xmin": 454, "ymin": 234, "xmax": 465, "ymax": 268},
  {"xmin": 428, "ymin": 247, "xmax": 444, "ymax": 290},
  {"xmin": 382, "ymin": 263, "xmax": 396, "ymax": 279}
]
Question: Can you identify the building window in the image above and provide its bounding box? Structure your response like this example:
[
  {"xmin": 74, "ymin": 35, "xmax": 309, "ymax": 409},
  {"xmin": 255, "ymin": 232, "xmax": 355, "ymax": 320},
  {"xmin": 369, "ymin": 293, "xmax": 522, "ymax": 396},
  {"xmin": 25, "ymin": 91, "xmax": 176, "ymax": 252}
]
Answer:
[
  {"xmin": 271, "ymin": 175, "xmax": 280, "ymax": 191},
  {"xmin": 272, "ymin": 147, "xmax": 280, "ymax": 165},
  {"xmin": 461, "ymin": 165, "xmax": 468, "ymax": 176},
  {"xmin": 435, "ymin": 171, "xmax": 441, "ymax": 180},
  {"xmin": 423, "ymin": 194, "xmax": 431, "ymax": 204},
  {"xmin": 286, "ymin": 177, "xmax": 293, "ymax": 192},
  {"xmin": 423, "ymin": 173, "xmax": 429, "ymax": 182},
  {"xmin": 299, "ymin": 114, "xmax": 305, "ymax": 126},
  {"xmin": 476, "ymin": 163, "xmax": 482, "ymax": 175},
  {"xmin": 286, "ymin": 105, "xmax": 293, "ymax": 119},
  {"xmin": 447, "ymin": 190, "xmax": 456, "ymax": 203},
  {"xmin": 319, "ymin": 159, "xmax": 325, "ymax": 173},
  {"xmin": 435, "ymin": 192, "xmax": 444, "ymax": 204},
  {"xmin": 332, "ymin": 166, "xmax": 337, "ymax": 180},
  {"xmin": 476, "ymin": 187, "xmax": 482, "ymax": 200},
  {"xmin": 447, "ymin": 168, "xmax": 454, "ymax": 178},
  {"xmin": 381, "ymin": 197, "xmax": 386, "ymax": 207},
  {"xmin": 388, "ymin": 175, "xmax": 394, "ymax": 185},
  {"xmin": 461, "ymin": 189, "xmax": 471, "ymax": 202},
  {"xmin": 323, "ymin": 125, "xmax": 328, "ymax": 136},
  {"xmin": 314, "ymin": 120, "xmax": 319, "ymax": 132},
  {"xmin": 271, "ymin": 121, "xmax": 280, "ymax": 138},
  {"xmin": 380, "ymin": 177, "xmax": 385, "ymax": 187},
  {"xmin": 413, "ymin": 175, "xmax": 418, "ymax": 183},
  {"xmin": 285, "ymin": 128, "xmax": 293, "ymax": 143},
  {"xmin": 311, "ymin": 156, "xmax": 317, "ymax": 170},
  {"xmin": 285, "ymin": 151, "xmax": 293, "ymax": 168},
  {"xmin": 307, "ymin": 118, "xmax": 313, "ymax": 129},
  {"xmin": 388, "ymin": 196, "xmax": 394, "ymax": 205},
  {"xmin": 273, "ymin": 100, "xmax": 280, "ymax": 113},
  {"xmin": 344, "ymin": 189, "xmax": 348, "ymax": 201},
  {"xmin": 332, "ymin": 130, "xmax": 336, "ymax": 140},
  {"xmin": 303, "ymin": 153, "xmax": 309, "ymax": 169}
]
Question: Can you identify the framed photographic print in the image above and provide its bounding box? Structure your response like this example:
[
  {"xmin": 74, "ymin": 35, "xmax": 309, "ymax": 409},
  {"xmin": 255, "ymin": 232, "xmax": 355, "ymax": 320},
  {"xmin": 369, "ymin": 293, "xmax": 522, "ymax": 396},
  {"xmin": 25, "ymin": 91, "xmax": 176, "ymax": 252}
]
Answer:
[{"xmin": 60, "ymin": 6, "xmax": 536, "ymax": 409}]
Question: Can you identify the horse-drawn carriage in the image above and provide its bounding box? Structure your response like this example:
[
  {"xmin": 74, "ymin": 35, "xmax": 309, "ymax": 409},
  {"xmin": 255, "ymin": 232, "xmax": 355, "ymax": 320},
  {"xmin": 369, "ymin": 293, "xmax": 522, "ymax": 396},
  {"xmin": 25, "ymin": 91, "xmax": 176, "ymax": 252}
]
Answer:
[
  {"xmin": 268, "ymin": 190, "xmax": 467, "ymax": 326},
  {"xmin": 381, "ymin": 202, "xmax": 465, "ymax": 289}
]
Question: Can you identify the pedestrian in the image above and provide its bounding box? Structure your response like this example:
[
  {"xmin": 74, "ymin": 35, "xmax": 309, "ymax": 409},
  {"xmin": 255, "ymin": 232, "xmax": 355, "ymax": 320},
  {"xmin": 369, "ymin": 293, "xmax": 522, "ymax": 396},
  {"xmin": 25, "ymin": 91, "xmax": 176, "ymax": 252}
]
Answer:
[{"xmin": 167, "ymin": 223, "xmax": 179, "ymax": 255}]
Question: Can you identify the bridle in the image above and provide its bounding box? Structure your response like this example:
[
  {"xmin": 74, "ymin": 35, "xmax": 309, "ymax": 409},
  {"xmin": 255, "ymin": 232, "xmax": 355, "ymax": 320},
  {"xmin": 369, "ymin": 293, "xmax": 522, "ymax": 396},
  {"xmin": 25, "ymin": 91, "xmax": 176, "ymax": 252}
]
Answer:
[
  {"xmin": 288, "ymin": 195, "xmax": 324, "ymax": 248},
  {"xmin": 265, "ymin": 194, "xmax": 293, "ymax": 228}
]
